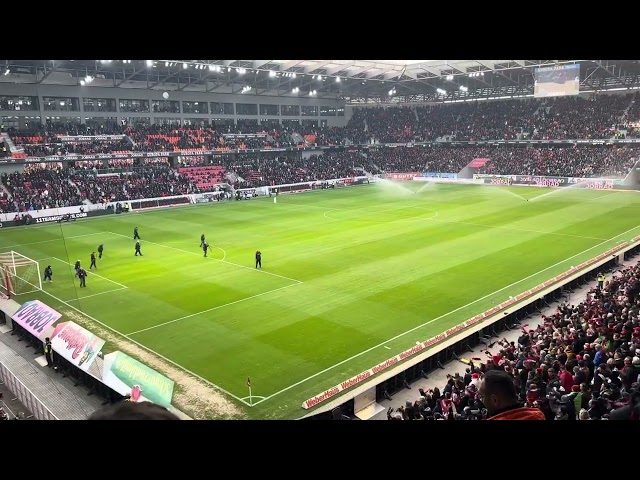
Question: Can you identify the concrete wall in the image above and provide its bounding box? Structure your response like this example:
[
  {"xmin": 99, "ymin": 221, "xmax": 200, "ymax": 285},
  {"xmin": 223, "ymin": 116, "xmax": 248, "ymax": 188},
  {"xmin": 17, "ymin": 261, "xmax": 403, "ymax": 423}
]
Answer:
[{"xmin": 0, "ymin": 83, "xmax": 348, "ymax": 128}]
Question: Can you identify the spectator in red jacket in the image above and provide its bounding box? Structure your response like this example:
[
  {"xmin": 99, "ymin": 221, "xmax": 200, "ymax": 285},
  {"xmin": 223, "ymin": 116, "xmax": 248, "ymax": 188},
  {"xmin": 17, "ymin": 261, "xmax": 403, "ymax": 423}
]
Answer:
[{"xmin": 558, "ymin": 364, "xmax": 574, "ymax": 391}]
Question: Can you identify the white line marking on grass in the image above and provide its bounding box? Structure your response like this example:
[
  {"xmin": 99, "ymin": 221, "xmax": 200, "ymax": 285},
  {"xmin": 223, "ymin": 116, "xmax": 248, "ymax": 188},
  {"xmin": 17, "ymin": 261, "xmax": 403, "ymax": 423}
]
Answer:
[
  {"xmin": 384, "ymin": 346, "xmax": 391, "ymax": 350},
  {"xmin": 241, "ymin": 396, "xmax": 266, "ymax": 401},
  {"xmin": 125, "ymin": 282, "xmax": 302, "ymax": 336},
  {"xmin": 294, "ymin": 202, "xmax": 604, "ymax": 240},
  {"xmin": 323, "ymin": 208, "xmax": 439, "ymax": 223},
  {"xmin": 429, "ymin": 218, "xmax": 607, "ymax": 241},
  {"xmin": 586, "ymin": 191, "xmax": 619, "ymax": 202},
  {"xmin": 50, "ymin": 256, "xmax": 129, "ymax": 289},
  {"xmin": 107, "ymin": 231, "xmax": 302, "ymax": 284},
  {"xmin": 64, "ymin": 286, "xmax": 128, "ymax": 302},
  {"xmin": 251, "ymin": 223, "xmax": 640, "ymax": 406},
  {"xmin": 26, "ymin": 282, "xmax": 254, "ymax": 407},
  {"xmin": 164, "ymin": 241, "xmax": 227, "ymax": 261},
  {"xmin": 0, "ymin": 232, "xmax": 104, "ymax": 250}
]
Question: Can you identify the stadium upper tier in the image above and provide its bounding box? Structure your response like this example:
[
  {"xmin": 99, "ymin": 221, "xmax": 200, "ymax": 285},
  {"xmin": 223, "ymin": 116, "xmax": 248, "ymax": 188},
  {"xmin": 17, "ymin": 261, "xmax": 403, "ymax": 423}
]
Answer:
[{"xmin": 6, "ymin": 93, "xmax": 640, "ymax": 159}]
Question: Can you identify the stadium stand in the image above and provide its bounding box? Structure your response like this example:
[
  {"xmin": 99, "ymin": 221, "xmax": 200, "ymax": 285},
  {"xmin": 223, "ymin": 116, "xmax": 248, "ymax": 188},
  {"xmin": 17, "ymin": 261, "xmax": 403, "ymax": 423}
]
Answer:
[
  {"xmin": 0, "ymin": 142, "xmax": 637, "ymax": 214},
  {"xmin": 384, "ymin": 259, "xmax": 640, "ymax": 420},
  {"xmin": 69, "ymin": 165, "xmax": 197, "ymax": 204},
  {"xmin": 8, "ymin": 94, "xmax": 636, "ymax": 159},
  {"xmin": 230, "ymin": 152, "xmax": 371, "ymax": 188},
  {"xmin": 0, "ymin": 166, "xmax": 83, "ymax": 212},
  {"xmin": 178, "ymin": 165, "xmax": 226, "ymax": 190}
]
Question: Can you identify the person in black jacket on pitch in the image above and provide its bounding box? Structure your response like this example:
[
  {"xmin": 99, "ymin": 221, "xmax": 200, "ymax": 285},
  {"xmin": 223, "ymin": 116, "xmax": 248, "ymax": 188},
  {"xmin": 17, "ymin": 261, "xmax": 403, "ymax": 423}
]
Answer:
[
  {"xmin": 78, "ymin": 268, "xmax": 87, "ymax": 287},
  {"xmin": 90, "ymin": 252, "xmax": 97, "ymax": 270},
  {"xmin": 43, "ymin": 265, "xmax": 53, "ymax": 283},
  {"xmin": 255, "ymin": 250, "xmax": 262, "ymax": 269},
  {"xmin": 98, "ymin": 244, "xmax": 104, "ymax": 259}
]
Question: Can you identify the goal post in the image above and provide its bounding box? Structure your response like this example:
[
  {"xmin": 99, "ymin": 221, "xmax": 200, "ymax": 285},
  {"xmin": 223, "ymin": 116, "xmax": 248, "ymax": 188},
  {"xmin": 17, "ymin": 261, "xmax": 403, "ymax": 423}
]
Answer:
[{"xmin": 0, "ymin": 251, "xmax": 42, "ymax": 298}]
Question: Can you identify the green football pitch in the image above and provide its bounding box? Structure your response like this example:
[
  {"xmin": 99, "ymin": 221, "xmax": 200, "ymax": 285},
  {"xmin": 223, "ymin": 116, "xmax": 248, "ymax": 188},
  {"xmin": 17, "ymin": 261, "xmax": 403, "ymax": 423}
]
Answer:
[{"xmin": 2, "ymin": 182, "xmax": 640, "ymax": 419}]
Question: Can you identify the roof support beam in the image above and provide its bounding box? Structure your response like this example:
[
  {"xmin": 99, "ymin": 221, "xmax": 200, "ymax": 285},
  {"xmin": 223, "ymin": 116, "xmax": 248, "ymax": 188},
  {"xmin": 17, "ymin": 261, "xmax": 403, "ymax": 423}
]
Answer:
[
  {"xmin": 326, "ymin": 62, "xmax": 355, "ymax": 76},
  {"xmin": 37, "ymin": 61, "xmax": 56, "ymax": 84},
  {"xmin": 116, "ymin": 66, "xmax": 142, "ymax": 87},
  {"xmin": 147, "ymin": 69, "xmax": 182, "ymax": 89},
  {"xmin": 593, "ymin": 60, "xmax": 621, "ymax": 78},
  {"xmin": 280, "ymin": 60, "xmax": 305, "ymax": 71}
]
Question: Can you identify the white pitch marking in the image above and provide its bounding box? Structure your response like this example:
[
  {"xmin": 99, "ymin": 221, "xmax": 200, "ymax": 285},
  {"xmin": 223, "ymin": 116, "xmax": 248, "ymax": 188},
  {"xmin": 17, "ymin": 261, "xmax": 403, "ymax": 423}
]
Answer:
[
  {"xmin": 64, "ymin": 286, "xmax": 128, "ymax": 302},
  {"xmin": 126, "ymin": 282, "xmax": 301, "ymax": 336},
  {"xmin": 0, "ymin": 232, "xmax": 104, "ymax": 250},
  {"xmin": 251, "ymin": 223, "xmax": 640, "ymax": 406},
  {"xmin": 50, "ymin": 256, "xmax": 129, "ymax": 289},
  {"xmin": 22, "ymin": 279, "xmax": 254, "ymax": 407},
  {"xmin": 107, "ymin": 231, "xmax": 302, "ymax": 284}
]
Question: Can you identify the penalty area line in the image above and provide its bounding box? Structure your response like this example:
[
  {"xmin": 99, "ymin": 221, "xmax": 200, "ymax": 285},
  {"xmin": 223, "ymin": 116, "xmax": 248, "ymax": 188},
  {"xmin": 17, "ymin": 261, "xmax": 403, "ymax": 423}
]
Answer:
[
  {"xmin": 63, "ymin": 286, "xmax": 128, "ymax": 302},
  {"xmin": 23, "ymin": 277, "xmax": 254, "ymax": 407},
  {"xmin": 0, "ymin": 232, "xmax": 105, "ymax": 251},
  {"xmin": 125, "ymin": 282, "xmax": 302, "ymax": 336},
  {"xmin": 50, "ymin": 256, "xmax": 129, "ymax": 289},
  {"xmin": 107, "ymin": 231, "xmax": 303, "ymax": 285}
]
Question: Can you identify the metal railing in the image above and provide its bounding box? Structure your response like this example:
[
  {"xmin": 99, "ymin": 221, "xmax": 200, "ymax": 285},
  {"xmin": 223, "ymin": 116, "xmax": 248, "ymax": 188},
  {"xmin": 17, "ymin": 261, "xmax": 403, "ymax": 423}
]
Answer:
[{"xmin": 0, "ymin": 361, "xmax": 58, "ymax": 420}]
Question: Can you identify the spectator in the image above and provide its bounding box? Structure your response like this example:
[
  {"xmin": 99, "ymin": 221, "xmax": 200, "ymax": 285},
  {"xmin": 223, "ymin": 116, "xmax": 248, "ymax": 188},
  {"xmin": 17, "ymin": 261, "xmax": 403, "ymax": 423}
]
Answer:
[
  {"xmin": 88, "ymin": 400, "xmax": 180, "ymax": 420},
  {"xmin": 478, "ymin": 370, "xmax": 545, "ymax": 420}
]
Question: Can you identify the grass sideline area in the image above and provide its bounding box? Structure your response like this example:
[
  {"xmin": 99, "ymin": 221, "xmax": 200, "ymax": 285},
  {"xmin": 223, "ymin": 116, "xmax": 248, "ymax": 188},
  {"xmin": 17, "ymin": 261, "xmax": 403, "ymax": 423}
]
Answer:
[{"xmin": 1, "ymin": 182, "xmax": 639, "ymax": 419}]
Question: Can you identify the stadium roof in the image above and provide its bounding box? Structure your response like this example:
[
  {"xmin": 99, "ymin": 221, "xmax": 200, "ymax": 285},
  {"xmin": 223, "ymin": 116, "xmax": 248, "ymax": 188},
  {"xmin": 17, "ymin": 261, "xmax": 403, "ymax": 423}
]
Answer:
[{"xmin": 1, "ymin": 60, "xmax": 640, "ymax": 103}]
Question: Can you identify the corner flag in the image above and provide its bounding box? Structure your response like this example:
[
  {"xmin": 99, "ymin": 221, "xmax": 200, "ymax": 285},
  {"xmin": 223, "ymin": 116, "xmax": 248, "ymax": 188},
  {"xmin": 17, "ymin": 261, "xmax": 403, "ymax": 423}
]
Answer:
[{"xmin": 247, "ymin": 377, "xmax": 251, "ymax": 388}]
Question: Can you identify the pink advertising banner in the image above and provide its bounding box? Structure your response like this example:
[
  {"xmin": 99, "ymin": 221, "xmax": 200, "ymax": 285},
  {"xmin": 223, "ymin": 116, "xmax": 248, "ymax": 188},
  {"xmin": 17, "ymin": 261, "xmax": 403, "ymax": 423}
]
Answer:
[
  {"xmin": 50, "ymin": 321, "xmax": 105, "ymax": 372},
  {"xmin": 11, "ymin": 300, "xmax": 62, "ymax": 340}
]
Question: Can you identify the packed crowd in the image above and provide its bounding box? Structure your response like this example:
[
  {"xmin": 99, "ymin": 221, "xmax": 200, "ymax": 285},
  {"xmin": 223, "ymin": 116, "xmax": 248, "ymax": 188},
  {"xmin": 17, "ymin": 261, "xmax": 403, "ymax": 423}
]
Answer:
[
  {"xmin": 475, "ymin": 146, "xmax": 639, "ymax": 177},
  {"xmin": 19, "ymin": 138, "xmax": 133, "ymax": 157},
  {"xmin": 531, "ymin": 95, "xmax": 630, "ymax": 140},
  {"xmin": 416, "ymin": 99, "xmax": 539, "ymax": 141},
  {"xmin": 231, "ymin": 152, "xmax": 372, "ymax": 188},
  {"xmin": 69, "ymin": 165, "xmax": 196, "ymax": 204},
  {"xmin": 389, "ymin": 261, "xmax": 640, "ymax": 420},
  {"xmin": 625, "ymin": 93, "xmax": 640, "ymax": 138},
  {"xmin": 350, "ymin": 107, "xmax": 417, "ymax": 143},
  {"xmin": 0, "ymin": 167, "xmax": 83, "ymax": 213},
  {"xmin": 6, "ymin": 93, "xmax": 638, "ymax": 159},
  {"xmin": 1, "ymin": 143, "xmax": 637, "ymax": 213}
]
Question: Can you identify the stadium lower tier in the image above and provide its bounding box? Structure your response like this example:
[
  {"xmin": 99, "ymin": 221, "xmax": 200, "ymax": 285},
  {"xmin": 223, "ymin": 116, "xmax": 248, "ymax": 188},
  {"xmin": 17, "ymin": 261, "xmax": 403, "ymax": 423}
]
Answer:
[{"xmin": 1, "ymin": 145, "xmax": 638, "ymax": 214}]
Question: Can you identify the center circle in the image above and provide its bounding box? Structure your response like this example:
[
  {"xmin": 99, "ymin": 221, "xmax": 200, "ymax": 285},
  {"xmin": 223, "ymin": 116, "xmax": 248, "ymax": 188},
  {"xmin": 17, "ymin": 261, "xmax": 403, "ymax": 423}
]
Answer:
[{"xmin": 323, "ymin": 206, "xmax": 439, "ymax": 223}]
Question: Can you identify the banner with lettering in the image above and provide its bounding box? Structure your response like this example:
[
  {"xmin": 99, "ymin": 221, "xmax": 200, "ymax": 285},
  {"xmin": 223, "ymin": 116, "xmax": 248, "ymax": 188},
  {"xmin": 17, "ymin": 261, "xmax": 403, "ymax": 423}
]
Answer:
[
  {"xmin": 473, "ymin": 174, "xmax": 625, "ymax": 189},
  {"xmin": 50, "ymin": 321, "xmax": 105, "ymax": 371},
  {"xmin": 11, "ymin": 300, "xmax": 61, "ymax": 340},
  {"xmin": 101, "ymin": 351, "xmax": 174, "ymax": 407}
]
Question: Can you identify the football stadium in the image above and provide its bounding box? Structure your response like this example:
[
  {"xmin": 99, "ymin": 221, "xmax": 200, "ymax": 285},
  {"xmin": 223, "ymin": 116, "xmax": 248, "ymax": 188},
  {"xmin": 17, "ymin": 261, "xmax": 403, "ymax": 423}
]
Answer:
[{"xmin": 1, "ymin": 60, "xmax": 640, "ymax": 421}]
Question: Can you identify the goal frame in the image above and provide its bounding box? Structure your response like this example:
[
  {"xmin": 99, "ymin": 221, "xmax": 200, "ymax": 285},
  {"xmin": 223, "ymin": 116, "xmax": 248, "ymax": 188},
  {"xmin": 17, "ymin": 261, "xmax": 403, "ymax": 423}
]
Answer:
[{"xmin": 0, "ymin": 251, "xmax": 42, "ymax": 298}]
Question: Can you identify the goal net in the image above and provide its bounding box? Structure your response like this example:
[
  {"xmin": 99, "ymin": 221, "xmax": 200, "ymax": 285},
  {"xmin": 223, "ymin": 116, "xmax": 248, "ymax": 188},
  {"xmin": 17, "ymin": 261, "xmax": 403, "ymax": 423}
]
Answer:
[{"xmin": 0, "ymin": 251, "xmax": 42, "ymax": 298}]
